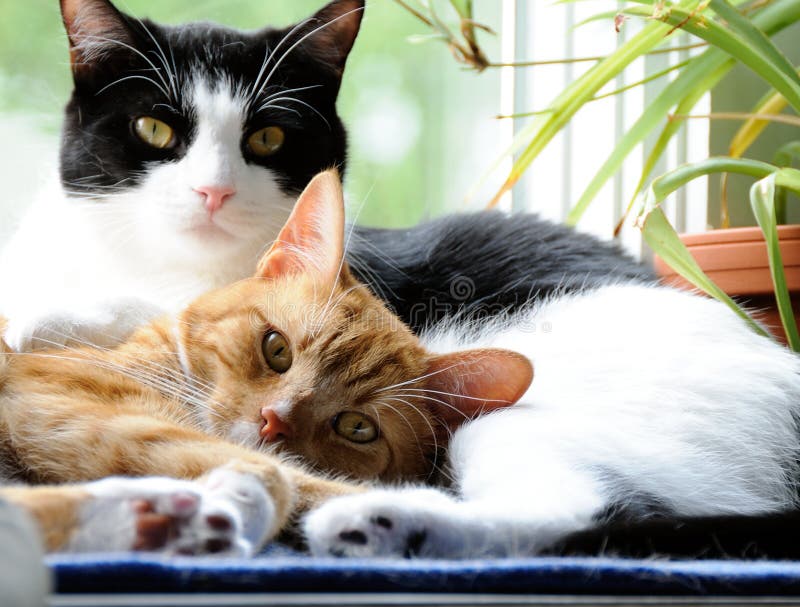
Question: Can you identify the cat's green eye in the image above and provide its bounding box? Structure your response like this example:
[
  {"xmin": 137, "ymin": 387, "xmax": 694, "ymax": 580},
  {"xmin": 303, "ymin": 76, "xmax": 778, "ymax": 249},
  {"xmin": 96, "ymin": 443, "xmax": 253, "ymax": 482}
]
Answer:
[
  {"xmin": 262, "ymin": 331, "xmax": 292, "ymax": 373},
  {"xmin": 247, "ymin": 126, "xmax": 285, "ymax": 157},
  {"xmin": 133, "ymin": 116, "xmax": 176, "ymax": 149},
  {"xmin": 332, "ymin": 411, "xmax": 378, "ymax": 444}
]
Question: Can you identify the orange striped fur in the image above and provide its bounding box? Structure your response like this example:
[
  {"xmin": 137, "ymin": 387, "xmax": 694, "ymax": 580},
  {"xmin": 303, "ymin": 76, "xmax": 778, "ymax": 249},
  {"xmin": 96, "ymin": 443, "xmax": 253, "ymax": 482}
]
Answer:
[{"xmin": 0, "ymin": 170, "xmax": 531, "ymax": 552}]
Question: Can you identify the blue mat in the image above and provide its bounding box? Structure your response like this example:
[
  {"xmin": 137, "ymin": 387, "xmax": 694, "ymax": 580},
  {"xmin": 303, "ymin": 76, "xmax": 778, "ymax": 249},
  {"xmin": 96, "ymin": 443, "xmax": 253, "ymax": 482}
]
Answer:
[{"xmin": 48, "ymin": 551, "xmax": 800, "ymax": 595}]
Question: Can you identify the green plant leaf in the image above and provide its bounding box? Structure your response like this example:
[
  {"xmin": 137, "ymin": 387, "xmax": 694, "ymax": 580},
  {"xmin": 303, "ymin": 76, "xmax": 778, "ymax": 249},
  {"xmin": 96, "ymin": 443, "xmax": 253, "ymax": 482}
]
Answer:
[
  {"xmin": 568, "ymin": 52, "xmax": 734, "ymax": 225},
  {"xmin": 448, "ymin": 0, "xmax": 470, "ymax": 18},
  {"xmin": 635, "ymin": 158, "xmax": 786, "ymax": 340},
  {"xmin": 774, "ymin": 141, "xmax": 800, "ymax": 167},
  {"xmin": 750, "ymin": 172, "xmax": 800, "ymax": 350},
  {"xmin": 638, "ymin": 157, "xmax": 776, "ymax": 216},
  {"xmin": 624, "ymin": 2, "xmax": 800, "ymax": 111},
  {"xmin": 771, "ymin": 141, "xmax": 800, "ymax": 223},
  {"xmin": 617, "ymin": 62, "xmax": 730, "ymax": 230},
  {"xmin": 564, "ymin": 0, "xmax": 800, "ymax": 224},
  {"xmin": 484, "ymin": 1, "xmax": 703, "ymax": 207},
  {"xmin": 723, "ymin": 89, "xmax": 790, "ymax": 227},
  {"xmin": 593, "ymin": 59, "xmax": 693, "ymax": 102},
  {"xmin": 774, "ymin": 166, "xmax": 800, "ymax": 191},
  {"xmin": 639, "ymin": 207, "xmax": 769, "ymax": 336},
  {"xmin": 573, "ymin": 10, "xmax": 621, "ymax": 28},
  {"xmin": 709, "ymin": 0, "xmax": 800, "ymax": 88},
  {"xmin": 729, "ymin": 89, "xmax": 789, "ymax": 158}
]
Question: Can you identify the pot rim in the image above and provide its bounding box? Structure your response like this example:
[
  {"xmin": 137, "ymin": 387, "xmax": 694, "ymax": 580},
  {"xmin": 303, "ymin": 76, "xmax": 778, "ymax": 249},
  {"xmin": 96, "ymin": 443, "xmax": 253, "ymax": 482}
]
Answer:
[{"xmin": 678, "ymin": 224, "xmax": 800, "ymax": 246}]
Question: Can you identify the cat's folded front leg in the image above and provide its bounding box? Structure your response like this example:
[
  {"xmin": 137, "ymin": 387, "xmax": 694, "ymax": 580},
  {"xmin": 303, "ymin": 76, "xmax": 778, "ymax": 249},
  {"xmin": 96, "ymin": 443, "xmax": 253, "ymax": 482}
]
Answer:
[
  {"xmin": 3, "ymin": 296, "xmax": 165, "ymax": 352},
  {"xmin": 5, "ymin": 397, "xmax": 363, "ymax": 554}
]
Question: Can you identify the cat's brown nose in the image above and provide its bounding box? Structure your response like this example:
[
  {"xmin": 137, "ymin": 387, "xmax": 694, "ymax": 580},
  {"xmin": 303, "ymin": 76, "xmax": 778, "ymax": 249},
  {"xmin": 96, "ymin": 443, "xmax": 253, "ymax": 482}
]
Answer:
[{"xmin": 260, "ymin": 406, "xmax": 293, "ymax": 442}]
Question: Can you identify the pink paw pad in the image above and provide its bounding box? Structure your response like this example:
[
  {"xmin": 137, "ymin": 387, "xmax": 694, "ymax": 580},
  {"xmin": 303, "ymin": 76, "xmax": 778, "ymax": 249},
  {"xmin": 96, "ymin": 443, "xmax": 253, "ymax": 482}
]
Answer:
[{"xmin": 128, "ymin": 492, "xmax": 236, "ymax": 555}]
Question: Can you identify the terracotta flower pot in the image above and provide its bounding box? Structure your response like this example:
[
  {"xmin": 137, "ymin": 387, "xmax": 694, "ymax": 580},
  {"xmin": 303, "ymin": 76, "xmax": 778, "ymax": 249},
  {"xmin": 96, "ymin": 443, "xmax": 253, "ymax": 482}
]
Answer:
[{"xmin": 654, "ymin": 225, "xmax": 800, "ymax": 344}]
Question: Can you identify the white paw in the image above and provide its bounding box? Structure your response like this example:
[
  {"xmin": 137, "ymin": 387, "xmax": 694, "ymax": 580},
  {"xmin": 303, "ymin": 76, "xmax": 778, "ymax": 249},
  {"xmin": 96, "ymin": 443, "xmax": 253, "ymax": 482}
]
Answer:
[
  {"xmin": 70, "ymin": 473, "xmax": 271, "ymax": 556},
  {"xmin": 304, "ymin": 489, "xmax": 461, "ymax": 559},
  {"xmin": 202, "ymin": 467, "xmax": 275, "ymax": 554},
  {"xmin": 4, "ymin": 297, "xmax": 164, "ymax": 352}
]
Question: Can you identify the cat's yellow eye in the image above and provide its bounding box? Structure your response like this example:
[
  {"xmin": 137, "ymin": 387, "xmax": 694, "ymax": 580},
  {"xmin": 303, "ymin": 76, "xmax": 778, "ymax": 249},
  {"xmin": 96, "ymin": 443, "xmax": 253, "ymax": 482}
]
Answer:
[
  {"xmin": 247, "ymin": 126, "xmax": 285, "ymax": 157},
  {"xmin": 133, "ymin": 117, "xmax": 175, "ymax": 149},
  {"xmin": 262, "ymin": 331, "xmax": 292, "ymax": 373},
  {"xmin": 332, "ymin": 411, "xmax": 378, "ymax": 444}
]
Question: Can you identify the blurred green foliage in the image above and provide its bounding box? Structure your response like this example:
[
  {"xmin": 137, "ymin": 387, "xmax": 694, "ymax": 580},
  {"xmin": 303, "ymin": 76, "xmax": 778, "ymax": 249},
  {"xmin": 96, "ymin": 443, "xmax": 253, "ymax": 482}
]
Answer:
[{"xmin": 0, "ymin": 0, "xmax": 501, "ymax": 228}]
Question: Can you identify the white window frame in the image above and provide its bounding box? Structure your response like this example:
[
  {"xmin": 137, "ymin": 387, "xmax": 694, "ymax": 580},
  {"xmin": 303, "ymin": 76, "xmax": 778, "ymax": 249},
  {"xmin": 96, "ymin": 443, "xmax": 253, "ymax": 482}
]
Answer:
[{"xmin": 501, "ymin": 0, "xmax": 711, "ymax": 259}]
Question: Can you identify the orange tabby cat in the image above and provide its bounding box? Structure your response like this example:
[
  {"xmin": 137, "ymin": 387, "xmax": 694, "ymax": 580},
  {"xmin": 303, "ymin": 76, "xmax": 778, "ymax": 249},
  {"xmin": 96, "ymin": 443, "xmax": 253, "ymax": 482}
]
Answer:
[{"xmin": 0, "ymin": 170, "xmax": 532, "ymax": 554}]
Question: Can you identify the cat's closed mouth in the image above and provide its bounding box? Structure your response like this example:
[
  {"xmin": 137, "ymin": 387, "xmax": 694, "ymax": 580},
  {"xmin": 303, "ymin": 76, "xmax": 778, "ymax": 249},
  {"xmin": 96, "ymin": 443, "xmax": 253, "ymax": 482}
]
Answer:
[{"xmin": 185, "ymin": 221, "xmax": 235, "ymax": 240}]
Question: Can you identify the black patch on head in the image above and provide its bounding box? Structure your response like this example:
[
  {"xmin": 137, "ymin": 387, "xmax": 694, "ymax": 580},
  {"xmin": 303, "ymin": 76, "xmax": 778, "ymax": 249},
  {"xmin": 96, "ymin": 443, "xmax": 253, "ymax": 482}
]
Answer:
[{"xmin": 58, "ymin": 0, "xmax": 364, "ymax": 198}]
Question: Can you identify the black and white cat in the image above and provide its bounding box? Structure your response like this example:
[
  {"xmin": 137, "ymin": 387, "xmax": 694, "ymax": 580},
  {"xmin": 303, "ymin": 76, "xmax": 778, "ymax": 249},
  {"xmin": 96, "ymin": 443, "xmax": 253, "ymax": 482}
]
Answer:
[
  {"xmin": 0, "ymin": 0, "xmax": 360, "ymax": 349},
  {"xmin": 3, "ymin": 1, "xmax": 799, "ymax": 562},
  {"xmin": 300, "ymin": 180, "xmax": 800, "ymax": 561},
  {"xmin": 0, "ymin": 0, "xmax": 648, "ymax": 350}
]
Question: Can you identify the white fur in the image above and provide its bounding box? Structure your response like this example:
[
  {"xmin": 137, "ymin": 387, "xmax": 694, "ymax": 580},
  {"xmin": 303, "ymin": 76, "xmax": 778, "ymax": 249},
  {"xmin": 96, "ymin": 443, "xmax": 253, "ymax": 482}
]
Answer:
[
  {"xmin": 305, "ymin": 284, "xmax": 800, "ymax": 558},
  {"xmin": 68, "ymin": 469, "xmax": 273, "ymax": 556},
  {"xmin": 0, "ymin": 75, "xmax": 295, "ymax": 351}
]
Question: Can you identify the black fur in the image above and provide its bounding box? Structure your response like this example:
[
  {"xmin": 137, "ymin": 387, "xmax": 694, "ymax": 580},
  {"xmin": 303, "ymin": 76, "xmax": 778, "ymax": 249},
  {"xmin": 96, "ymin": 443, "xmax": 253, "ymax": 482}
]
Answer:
[
  {"xmin": 550, "ymin": 510, "xmax": 800, "ymax": 560},
  {"xmin": 592, "ymin": 470, "xmax": 675, "ymax": 524},
  {"xmin": 60, "ymin": 0, "xmax": 360, "ymax": 197},
  {"xmin": 58, "ymin": 4, "xmax": 800, "ymax": 562},
  {"xmin": 349, "ymin": 212, "xmax": 654, "ymax": 332},
  {"xmin": 58, "ymin": 1, "xmax": 651, "ymax": 333}
]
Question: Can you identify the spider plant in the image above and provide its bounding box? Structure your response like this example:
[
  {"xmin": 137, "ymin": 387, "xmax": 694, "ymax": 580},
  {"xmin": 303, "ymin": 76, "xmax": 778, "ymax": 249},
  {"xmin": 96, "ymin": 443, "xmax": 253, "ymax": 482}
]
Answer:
[{"xmin": 394, "ymin": 0, "xmax": 800, "ymax": 351}]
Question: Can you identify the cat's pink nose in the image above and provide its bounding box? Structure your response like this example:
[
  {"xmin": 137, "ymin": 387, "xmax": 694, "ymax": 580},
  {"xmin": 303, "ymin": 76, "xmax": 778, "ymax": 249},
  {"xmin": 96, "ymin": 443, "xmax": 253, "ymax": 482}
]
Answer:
[
  {"xmin": 194, "ymin": 185, "xmax": 236, "ymax": 215},
  {"xmin": 260, "ymin": 407, "xmax": 293, "ymax": 442}
]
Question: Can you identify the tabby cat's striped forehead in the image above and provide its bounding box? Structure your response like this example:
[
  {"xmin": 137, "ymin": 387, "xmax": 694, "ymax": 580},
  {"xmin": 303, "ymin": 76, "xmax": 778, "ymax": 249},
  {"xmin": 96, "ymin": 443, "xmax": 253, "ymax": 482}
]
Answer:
[{"xmin": 311, "ymin": 305, "xmax": 427, "ymax": 399}]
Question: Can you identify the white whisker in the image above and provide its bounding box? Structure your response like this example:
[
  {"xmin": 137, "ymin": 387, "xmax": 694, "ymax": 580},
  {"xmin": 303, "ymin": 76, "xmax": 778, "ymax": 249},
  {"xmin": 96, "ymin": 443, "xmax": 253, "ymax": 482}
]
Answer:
[
  {"xmin": 376, "ymin": 363, "xmax": 464, "ymax": 394},
  {"xmin": 96, "ymin": 74, "xmax": 171, "ymax": 99},
  {"xmin": 400, "ymin": 387, "xmax": 511, "ymax": 405},
  {"xmin": 258, "ymin": 96, "xmax": 330, "ymax": 128},
  {"xmin": 374, "ymin": 398, "xmax": 427, "ymax": 462},
  {"xmin": 249, "ymin": 18, "xmax": 314, "ymax": 101},
  {"xmin": 258, "ymin": 103, "xmax": 302, "ymax": 117},
  {"xmin": 81, "ymin": 35, "xmax": 174, "ymax": 103},
  {"xmin": 258, "ymin": 7, "xmax": 364, "ymax": 100}
]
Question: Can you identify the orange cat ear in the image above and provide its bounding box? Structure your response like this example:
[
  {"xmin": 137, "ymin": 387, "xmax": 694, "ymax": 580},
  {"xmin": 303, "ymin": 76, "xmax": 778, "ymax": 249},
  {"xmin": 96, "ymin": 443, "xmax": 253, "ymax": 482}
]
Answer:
[
  {"xmin": 256, "ymin": 169, "xmax": 345, "ymax": 286},
  {"xmin": 423, "ymin": 348, "xmax": 533, "ymax": 431}
]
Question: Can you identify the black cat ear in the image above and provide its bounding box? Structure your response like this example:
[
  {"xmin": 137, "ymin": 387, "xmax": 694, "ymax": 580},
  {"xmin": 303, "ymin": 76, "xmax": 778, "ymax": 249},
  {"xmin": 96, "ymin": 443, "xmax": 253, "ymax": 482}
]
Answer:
[
  {"xmin": 60, "ymin": 0, "xmax": 136, "ymax": 78},
  {"xmin": 293, "ymin": 0, "xmax": 365, "ymax": 76}
]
